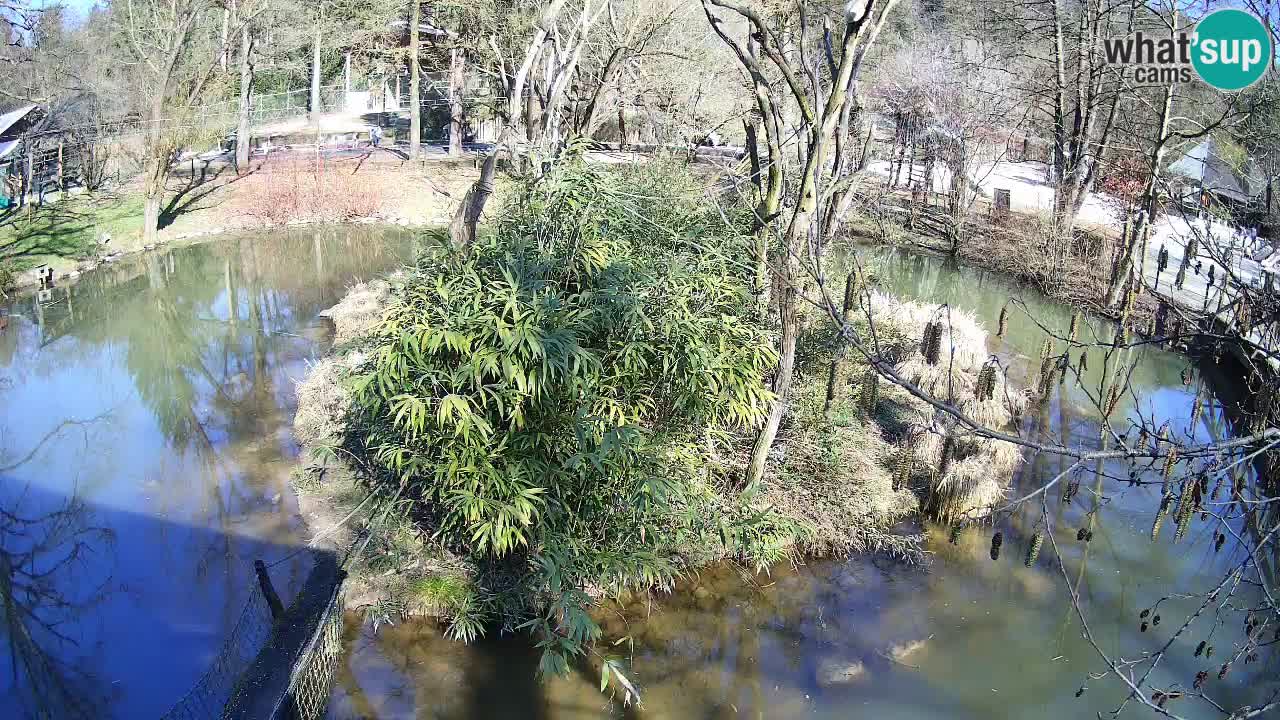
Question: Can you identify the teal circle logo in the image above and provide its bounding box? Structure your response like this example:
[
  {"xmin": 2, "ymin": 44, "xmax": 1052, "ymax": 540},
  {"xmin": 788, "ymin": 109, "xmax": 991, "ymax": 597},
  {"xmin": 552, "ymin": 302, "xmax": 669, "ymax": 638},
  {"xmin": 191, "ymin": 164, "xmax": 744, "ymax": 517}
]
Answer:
[{"xmin": 1191, "ymin": 9, "xmax": 1273, "ymax": 91}]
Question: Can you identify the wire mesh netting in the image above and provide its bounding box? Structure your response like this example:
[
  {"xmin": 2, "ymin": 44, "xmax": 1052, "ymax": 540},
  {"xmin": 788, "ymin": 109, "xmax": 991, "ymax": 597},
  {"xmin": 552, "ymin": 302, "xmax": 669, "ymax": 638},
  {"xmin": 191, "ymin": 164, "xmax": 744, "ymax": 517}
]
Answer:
[
  {"xmin": 277, "ymin": 587, "xmax": 346, "ymax": 720},
  {"xmin": 153, "ymin": 551, "xmax": 346, "ymax": 720},
  {"xmin": 157, "ymin": 581, "xmax": 274, "ymax": 720},
  {"xmin": 220, "ymin": 552, "xmax": 346, "ymax": 720}
]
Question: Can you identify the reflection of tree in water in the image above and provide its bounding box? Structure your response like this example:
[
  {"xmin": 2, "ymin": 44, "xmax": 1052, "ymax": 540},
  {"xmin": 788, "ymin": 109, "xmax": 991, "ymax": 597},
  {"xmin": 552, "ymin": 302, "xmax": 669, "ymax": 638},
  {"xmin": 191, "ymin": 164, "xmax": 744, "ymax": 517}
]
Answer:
[
  {"xmin": 110, "ymin": 231, "xmax": 416, "ymax": 619},
  {"xmin": 0, "ymin": 424, "xmax": 116, "ymax": 719}
]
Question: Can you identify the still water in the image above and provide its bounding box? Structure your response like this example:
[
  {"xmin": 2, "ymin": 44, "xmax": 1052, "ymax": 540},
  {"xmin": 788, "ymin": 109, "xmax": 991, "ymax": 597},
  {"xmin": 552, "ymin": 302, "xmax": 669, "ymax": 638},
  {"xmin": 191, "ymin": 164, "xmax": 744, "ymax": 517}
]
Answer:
[
  {"xmin": 0, "ymin": 226, "xmax": 419, "ymax": 719},
  {"xmin": 327, "ymin": 249, "xmax": 1278, "ymax": 719}
]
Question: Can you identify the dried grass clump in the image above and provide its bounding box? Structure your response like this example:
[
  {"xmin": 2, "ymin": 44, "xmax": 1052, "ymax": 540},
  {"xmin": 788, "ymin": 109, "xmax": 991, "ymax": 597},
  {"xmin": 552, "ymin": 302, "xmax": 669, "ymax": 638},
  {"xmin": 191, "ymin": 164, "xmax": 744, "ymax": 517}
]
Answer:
[
  {"xmin": 319, "ymin": 280, "xmax": 389, "ymax": 345},
  {"xmin": 294, "ymin": 350, "xmax": 367, "ymax": 446},
  {"xmin": 868, "ymin": 292, "xmax": 988, "ymax": 370},
  {"xmin": 862, "ymin": 292, "xmax": 1027, "ymax": 521},
  {"xmin": 294, "ymin": 357, "xmax": 349, "ymax": 447},
  {"xmin": 762, "ymin": 382, "xmax": 918, "ymax": 557}
]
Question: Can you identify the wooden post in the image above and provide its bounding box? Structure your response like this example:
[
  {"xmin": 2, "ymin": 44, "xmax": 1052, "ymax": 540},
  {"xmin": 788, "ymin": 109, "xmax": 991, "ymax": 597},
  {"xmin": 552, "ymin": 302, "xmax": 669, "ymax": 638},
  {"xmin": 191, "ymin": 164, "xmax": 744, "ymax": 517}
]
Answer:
[
  {"xmin": 993, "ymin": 188, "xmax": 1011, "ymax": 224},
  {"xmin": 23, "ymin": 147, "xmax": 33, "ymax": 212},
  {"xmin": 254, "ymin": 559, "xmax": 286, "ymax": 620}
]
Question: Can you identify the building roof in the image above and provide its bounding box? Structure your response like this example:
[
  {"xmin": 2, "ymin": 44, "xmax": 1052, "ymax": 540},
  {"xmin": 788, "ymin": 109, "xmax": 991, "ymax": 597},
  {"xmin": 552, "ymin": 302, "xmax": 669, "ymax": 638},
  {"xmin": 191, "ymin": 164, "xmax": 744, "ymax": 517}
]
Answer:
[
  {"xmin": 0, "ymin": 139, "xmax": 19, "ymax": 160},
  {"xmin": 0, "ymin": 104, "xmax": 38, "ymax": 139},
  {"xmin": 1167, "ymin": 137, "xmax": 1253, "ymax": 201}
]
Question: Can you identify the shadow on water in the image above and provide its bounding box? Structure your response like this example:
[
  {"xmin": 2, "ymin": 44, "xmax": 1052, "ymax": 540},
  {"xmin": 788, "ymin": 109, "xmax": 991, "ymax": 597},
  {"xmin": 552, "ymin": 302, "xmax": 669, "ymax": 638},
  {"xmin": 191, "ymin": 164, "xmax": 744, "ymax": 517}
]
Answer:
[
  {"xmin": 0, "ymin": 478, "xmax": 317, "ymax": 719},
  {"xmin": 0, "ymin": 224, "xmax": 421, "ymax": 718}
]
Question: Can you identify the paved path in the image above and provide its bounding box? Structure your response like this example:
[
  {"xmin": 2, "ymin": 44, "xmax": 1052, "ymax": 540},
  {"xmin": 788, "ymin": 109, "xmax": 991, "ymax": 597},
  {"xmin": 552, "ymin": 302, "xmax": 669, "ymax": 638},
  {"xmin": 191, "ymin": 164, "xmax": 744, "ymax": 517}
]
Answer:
[{"xmin": 870, "ymin": 158, "xmax": 1279, "ymax": 367}]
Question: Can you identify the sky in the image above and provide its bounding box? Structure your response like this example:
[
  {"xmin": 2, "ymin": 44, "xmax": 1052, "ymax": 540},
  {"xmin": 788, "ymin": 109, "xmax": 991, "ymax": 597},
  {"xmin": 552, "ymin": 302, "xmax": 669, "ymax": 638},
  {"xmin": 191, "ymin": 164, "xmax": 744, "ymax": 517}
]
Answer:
[{"xmin": 35, "ymin": 0, "xmax": 98, "ymax": 23}]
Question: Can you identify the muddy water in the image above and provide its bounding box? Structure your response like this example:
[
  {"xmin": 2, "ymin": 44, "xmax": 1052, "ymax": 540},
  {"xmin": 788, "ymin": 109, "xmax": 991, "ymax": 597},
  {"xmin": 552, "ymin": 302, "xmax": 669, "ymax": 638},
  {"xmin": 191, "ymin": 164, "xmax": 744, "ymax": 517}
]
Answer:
[
  {"xmin": 326, "ymin": 248, "xmax": 1277, "ymax": 720},
  {"xmin": 0, "ymin": 226, "xmax": 419, "ymax": 719}
]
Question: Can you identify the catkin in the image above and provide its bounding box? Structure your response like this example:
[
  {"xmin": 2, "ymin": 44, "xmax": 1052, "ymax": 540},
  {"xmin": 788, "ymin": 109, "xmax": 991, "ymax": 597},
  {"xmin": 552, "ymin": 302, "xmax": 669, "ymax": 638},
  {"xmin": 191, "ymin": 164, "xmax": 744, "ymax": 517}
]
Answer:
[
  {"xmin": 997, "ymin": 303, "xmax": 1009, "ymax": 338},
  {"xmin": 939, "ymin": 436, "xmax": 955, "ymax": 476},
  {"xmin": 1104, "ymin": 385, "xmax": 1122, "ymax": 418},
  {"xmin": 921, "ymin": 321, "xmax": 936, "ymax": 356},
  {"xmin": 923, "ymin": 322, "xmax": 943, "ymax": 365},
  {"xmin": 893, "ymin": 447, "xmax": 914, "ymax": 490},
  {"xmin": 1174, "ymin": 481, "xmax": 1195, "ymax": 542},
  {"xmin": 1068, "ymin": 313, "xmax": 1080, "ymax": 344},
  {"xmin": 1025, "ymin": 532, "xmax": 1043, "ymax": 567},
  {"xmin": 1172, "ymin": 499, "xmax": 1192, "ymax": 538},
  {"xmin": 861, "ymin": 370, "xmax": 879, "ymax": 413},
  {"xmin": 976, "ymin": 363, "xmax": 997, "ymax": 401},
  {"xmin": 1162, "ymin": 447, "xmax": 1179, "ymax": 491},
  {"xmin": 1039, "ymin": 356, "xmax": 1056, "ymax": 394},
  {"xmin": 990, "ymin": 531, "xmax": 1003, "ymax": 561},
  {"xmin": 1151, "ymin": 495, "xmax": 1171, "ymax": 540}
]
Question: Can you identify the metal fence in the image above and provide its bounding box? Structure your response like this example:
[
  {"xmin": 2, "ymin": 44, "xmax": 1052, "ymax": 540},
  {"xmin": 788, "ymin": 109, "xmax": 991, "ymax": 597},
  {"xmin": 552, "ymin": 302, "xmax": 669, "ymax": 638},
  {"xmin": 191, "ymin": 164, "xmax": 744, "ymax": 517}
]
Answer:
[
  {"xmin": 0, "ymin": 84, "xmax": 351, "ymax": 210},
  {"xmin": 154, "ymin": 551, "xmax": 347, "ymax": 720},
  {"xmin": 157, "ymin": 579, "xmax": 276, "ymax": 720},
  {"xmin": 221, "ymin": 551, "xmax": 346, "ymax": 720}
]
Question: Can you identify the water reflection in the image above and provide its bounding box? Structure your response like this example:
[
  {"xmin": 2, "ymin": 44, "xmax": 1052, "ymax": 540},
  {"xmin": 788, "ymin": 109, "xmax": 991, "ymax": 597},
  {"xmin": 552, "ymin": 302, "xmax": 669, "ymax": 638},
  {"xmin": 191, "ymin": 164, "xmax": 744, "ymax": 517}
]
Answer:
[
  {"xmin": 0, "ymin": 225, "xmax": 419, "ymax": 718},
  {"xmin": 327, "ymin": 248, "xmax": 1277, "ymax": 720},
  {"xmin": 0, "ymin": 473, "xmax": 115, "ymax": 719}
]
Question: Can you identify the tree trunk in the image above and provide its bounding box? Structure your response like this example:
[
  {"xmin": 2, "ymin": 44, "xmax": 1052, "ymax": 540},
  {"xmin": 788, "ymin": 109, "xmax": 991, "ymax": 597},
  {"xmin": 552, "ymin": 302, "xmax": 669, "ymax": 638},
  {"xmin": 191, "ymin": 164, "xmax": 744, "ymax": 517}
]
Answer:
[
  {"xmin": 616, "ymin": 99, "xmax": 627, "ymax": 148},
  {"xmin": 1106, "ymin": 80, "xmax": 1174, "ymax": 308},
  {"xmin": 744, "ymin": 120, "xmax": 762, "ymax": 192},
  {"xmin": 443, "ymin": 0, "xmax": 568, "ymax": 251},
  {"xmin": 448, "ymin": 151, "xmax": 497, "ymax": 251},
  {"xmin": 409, "ymin": 1, "xmax": 421, "ymax": 159},
  {"xmin": 824, "ymin": 270, "xmax": 859, "ymax": 416},
  {"xmin": 142, "ymin": 89, "xmax": 168, "ymax": 245},
  {"xmin": 577, "ymin": 47, "xmax": 625, "ymax": 139},
  {"xmin": 525, "ymin": 81, "xmax": 542, "ymax": 143},
  {"xmin": 448, "ymin": 47, "xmax": 464, "ymax": 157},
  {"xmin": 220, "ymin": 9, "xmax": 230, "ymax": 72},
  {"xmin": 310, "ymin": 21, "xmax": 322, "ymax": 127},
  {"xmin": 235, "ymin": 27, "xmax": 254, "ymax": 174},
  {"xmin": 143, "ymin": 160, "xmax": 164, "ymax": 245},
  {"xmin": 746, "ymin": 274, "xmax": 799, "ymax": 489}
]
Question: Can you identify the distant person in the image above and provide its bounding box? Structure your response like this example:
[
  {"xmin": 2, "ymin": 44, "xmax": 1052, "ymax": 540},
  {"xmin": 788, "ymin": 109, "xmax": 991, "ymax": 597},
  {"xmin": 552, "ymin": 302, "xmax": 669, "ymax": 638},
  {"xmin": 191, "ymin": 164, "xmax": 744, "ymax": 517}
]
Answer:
[{"xmin": 370, "ymin": 125, "xmax": 383, "ymax": 148}]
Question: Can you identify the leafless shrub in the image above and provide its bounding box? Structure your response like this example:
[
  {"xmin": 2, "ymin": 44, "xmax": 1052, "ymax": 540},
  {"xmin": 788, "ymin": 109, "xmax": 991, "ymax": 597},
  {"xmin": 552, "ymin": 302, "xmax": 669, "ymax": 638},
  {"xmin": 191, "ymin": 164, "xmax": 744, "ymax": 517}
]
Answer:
[{"xmin": 240, "ymin": 156, "xmax": 383, "ymax": 224}]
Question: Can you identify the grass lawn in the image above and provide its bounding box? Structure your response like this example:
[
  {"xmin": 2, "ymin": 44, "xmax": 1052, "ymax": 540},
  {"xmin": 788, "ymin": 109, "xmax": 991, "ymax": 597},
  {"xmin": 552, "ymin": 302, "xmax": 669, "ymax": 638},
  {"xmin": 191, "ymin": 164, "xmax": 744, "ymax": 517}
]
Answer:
[{"xmin": 0, "ymin": 192, "xmax": 145, "ymax": 272}]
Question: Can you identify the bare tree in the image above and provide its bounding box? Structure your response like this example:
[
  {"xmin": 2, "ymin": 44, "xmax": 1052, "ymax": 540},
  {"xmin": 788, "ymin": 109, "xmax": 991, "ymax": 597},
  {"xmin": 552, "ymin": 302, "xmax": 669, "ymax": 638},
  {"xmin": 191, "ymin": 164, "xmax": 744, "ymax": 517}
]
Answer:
[
  {"xmin": 448, "ymin": 0, "xmax": 612, "ymax": 250},
  {"xmin": 117, "ymin": 0, "xmax": 235, "ymax": 245},
  {"xmin": 702, "ymin": 0, "xmax": 900, "ymax": 490}
]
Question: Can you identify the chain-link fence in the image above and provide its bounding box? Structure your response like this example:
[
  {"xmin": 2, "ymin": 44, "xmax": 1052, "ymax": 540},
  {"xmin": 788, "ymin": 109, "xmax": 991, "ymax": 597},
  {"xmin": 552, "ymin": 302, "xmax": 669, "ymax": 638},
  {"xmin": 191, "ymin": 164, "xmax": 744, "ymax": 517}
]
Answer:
[
  {"xmin": 222, "ymin": 551, "xmax": 346, "ymax": 720},
  {"xmin": 1, "ymin": 85, "xmax": 351, "ymax": 210},
  {"xmin": 157, "ymin": 580, "xmax": 275, "ymax": 720},
  {"xmin": 152, "ymin": 551, "xmax": 346, "ymax": 720}
]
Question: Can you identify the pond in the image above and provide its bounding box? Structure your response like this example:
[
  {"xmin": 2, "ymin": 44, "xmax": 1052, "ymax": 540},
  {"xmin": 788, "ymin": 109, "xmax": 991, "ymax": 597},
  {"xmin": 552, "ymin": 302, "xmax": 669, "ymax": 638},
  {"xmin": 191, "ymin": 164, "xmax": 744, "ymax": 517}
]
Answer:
[
  {"xmin": 0, "ymin": 226, "xmax": 420, "ymax": 719},
  {"xmin": 325, "ymin": 248, "xmax": 1278, "ymax": 719}
]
